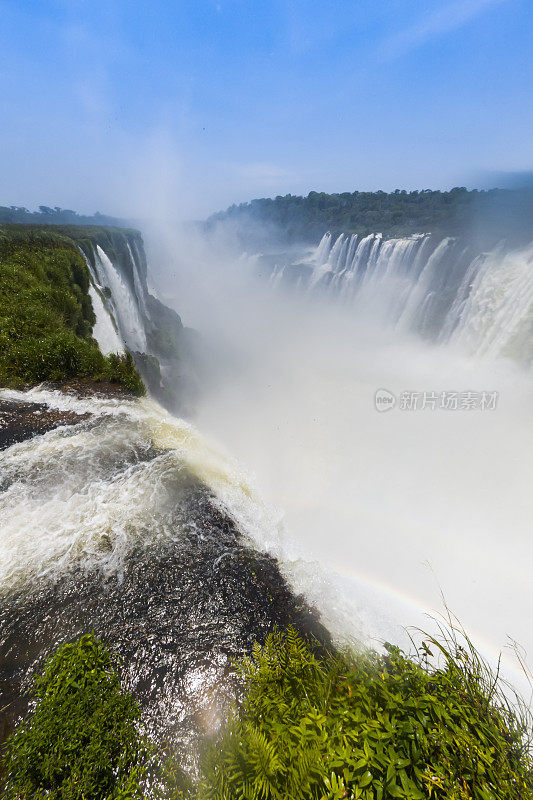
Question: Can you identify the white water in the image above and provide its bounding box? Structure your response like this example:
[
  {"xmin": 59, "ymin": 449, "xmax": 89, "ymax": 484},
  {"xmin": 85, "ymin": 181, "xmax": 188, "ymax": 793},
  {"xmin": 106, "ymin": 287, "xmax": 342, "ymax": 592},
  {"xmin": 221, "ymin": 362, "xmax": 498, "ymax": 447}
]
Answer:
[
  {"xmin": 449, "ymin": 242, "xmax": 533, "ymax": 364},
  {"xmin": 88, "ymin": 284, "xmax": 125, "ymax": 354},
  {"xmin": 92, "ymin": 245, "xmax": 148, "ymax": 352},
  {"xmin": 303, "ymin": 232, "xmax": 533, "ymax": 364},
  {"xmin": 1, "ymin": 225, "xmax": 532, "ymax": 696},
  {"xmin": 0, "ymin": 387, "xmax": 365, "ymax": 644},
  {"xmin": 127, "ymin": 242, "xmax": 149, "ymax": 317},
  {"xmin": 0, "ymin": 389, "xmax": 254, "ymax": 588}
]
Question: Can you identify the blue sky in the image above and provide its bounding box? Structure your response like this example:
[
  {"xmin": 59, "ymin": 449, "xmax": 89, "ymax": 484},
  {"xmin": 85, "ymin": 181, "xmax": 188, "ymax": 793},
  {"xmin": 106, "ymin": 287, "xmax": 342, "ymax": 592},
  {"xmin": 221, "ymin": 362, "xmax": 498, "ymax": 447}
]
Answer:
[{"xmin": 1, "ymin": 0, "xmax": 532, "ymax": 217}]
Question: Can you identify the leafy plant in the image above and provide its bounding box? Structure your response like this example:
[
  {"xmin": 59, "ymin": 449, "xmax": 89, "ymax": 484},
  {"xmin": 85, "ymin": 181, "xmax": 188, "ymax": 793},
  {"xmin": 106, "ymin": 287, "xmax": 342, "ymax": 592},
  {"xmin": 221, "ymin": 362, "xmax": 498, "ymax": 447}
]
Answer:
[
  {"xmin": 1, "ymin": 634, "xmax": 146, "ymax": 800},
  {"xmin": 104, "ymin": 351, "xmax": 146, "ymax": 396},
  {"xmin": 2, "ymin": 625, "xmax": 532, "ymax": 800},
  {"xmin": 198, "ymin": 626, "xmax": 533, "ymax": 800}
]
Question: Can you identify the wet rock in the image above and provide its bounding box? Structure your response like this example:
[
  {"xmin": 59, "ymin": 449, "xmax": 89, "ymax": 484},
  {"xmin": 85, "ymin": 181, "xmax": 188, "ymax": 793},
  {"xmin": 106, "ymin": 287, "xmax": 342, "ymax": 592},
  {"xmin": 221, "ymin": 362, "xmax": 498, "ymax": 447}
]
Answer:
[{"xmin": 0, "ymin": 399, "xmax": 90, "ymax": 450}]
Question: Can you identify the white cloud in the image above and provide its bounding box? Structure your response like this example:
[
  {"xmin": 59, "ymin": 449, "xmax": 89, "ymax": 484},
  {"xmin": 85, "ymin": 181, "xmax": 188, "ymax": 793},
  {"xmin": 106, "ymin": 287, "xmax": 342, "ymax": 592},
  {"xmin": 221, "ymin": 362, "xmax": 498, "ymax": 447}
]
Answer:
[{"xmin": 379, "ymin": 0, "xmax": 509, "ymax": 60}]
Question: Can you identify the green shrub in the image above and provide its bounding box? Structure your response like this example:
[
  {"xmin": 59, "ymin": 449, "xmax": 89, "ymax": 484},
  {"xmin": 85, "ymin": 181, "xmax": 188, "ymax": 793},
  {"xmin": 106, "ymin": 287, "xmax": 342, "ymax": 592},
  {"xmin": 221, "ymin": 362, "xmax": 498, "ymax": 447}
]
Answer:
[
  {"xmin": 1, "ymin": 634, "xmax": 146, "ymax": 800},
  {"xmin": 2, "ymin": 626, "xmax": 532, "ymax": 800},
  {"xmin": 0, "ymin": 330, "xmax": 105, "ymax": 385},
  {"xmin": 104, "ymin": 352, "xmax": 146, "ymax": 396},
  {"xmin": 198, "ymin": 627, "xmax": 533, "ymax": 800}
]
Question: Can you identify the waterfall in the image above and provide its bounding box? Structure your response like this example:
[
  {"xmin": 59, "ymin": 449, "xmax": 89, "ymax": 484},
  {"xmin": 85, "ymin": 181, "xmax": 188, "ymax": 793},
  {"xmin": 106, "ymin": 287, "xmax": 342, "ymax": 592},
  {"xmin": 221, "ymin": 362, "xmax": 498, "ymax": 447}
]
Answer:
[
  {"xmin": 346, "ymin": 234, "xmax": 380, "ymax": 281},
  {"xmin": 315, "ymin": 232, "xmax": 332, "ymax": 264},
  {"xmin": 1, "ymin": 220, "xmax": 531, "ymax": 767},
  {"xmin": 310, "ymin": 233, "xmax": 345, "ymax": 285},
  {"xmin": 274, "ymin": 230, "xmax": 533, "ymax": 366},
  {"xmin": 446, "ymin": 242, "xmax": 533, "ymax": 364},
  {"xmin": 88, "ymin": 284, "xmax": 125, "ymax": 355},
  {"xmin": 91, "ymin": 245, "xmax": 148, "ymax": 352},
  {"xmin": 396, "ymin": 237, "xmax": 454, "ymax": 332},
  {"xmin": 328, "ymin": 233, "xmax": 346, "ymax": 271},
  {"xmin": 79, "ymin": 231, "xmax": 194, "ymax": 413},
  {"xmin": 345, "ymin": 234, "xmax": 359, "ymax": 270},
  {"xmin": 127, "ymin": 242, "xmax": 149, "ymax": 317},
  {"xmin": 334, "ymin": 235, "xmax": 350, "ymax": 272}
]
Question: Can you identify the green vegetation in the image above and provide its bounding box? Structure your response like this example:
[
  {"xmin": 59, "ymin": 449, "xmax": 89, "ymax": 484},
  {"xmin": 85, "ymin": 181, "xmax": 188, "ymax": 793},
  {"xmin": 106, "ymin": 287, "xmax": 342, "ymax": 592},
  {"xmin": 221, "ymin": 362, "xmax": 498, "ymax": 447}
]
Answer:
[
  {"xmin": 103, "ymin": 352, "xmax": 145, "ymax": 395},
  {"xmin": 2, "ymin": 626, "xmax": 532, "ymax": 799},
  {"xmin": 1, "ymin": 635, "xmax": 146, "ymax": 800},
  {"xmin": 0, "ymin": 226, "xmax": 144, "ymax": 393},
  {"xmin": 208, "ymin": 187, "xmax": 533, "ymax": 243},
  {"xmin": 198, "ymin": 627, "xmax": 533, "ymax": 800},
  {"xmin": 0, "ymin": 206, "xmax": 127, "ymax": 228}
]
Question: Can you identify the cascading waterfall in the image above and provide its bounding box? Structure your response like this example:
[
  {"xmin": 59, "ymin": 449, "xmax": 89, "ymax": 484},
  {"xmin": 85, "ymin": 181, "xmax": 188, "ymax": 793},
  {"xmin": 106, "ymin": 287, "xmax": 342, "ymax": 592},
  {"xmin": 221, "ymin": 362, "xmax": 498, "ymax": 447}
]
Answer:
[
  {"xmin": 79, "ymin": 231, "xmax": 196, "ymax": 413},
  {"xmin": 396, "ymin": 237, "xmax": 454, "ymax": 332},
  {"xmin": 277, "ymin": 231, "xmax": 533, "ymax": 365},
  {"xmin": 1, "ymin": 220, "xmax": 531, "ymax": 774},
  {"xmin": 315, "ymin": 230, "xmax": 332, "ymax": 264},
  {"xmin": 91, "ymin": 245, "xmax": 148, "ymax": 352},
  {"xmin": 127, "ymin": 241, "xmax": 149, "ymax": 317},
  {"xmin": 447, "ymin": 242, "xmax": 533, "ymax": 364},
  {"xmin": 88, "ymin": 284, "xmax": 125, "ymax": 355}
]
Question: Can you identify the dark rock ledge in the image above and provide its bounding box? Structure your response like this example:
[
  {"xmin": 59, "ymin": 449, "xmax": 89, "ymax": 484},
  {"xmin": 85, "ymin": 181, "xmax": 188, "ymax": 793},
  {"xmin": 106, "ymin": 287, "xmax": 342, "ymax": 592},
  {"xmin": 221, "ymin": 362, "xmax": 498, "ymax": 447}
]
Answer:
[
  {"xmin": 0, "ymin": 381, "xmax": 131, "ymax": 450},
  {"xmin": 0, "ymin": 400, "xmax": 89, "ymax": 450}
]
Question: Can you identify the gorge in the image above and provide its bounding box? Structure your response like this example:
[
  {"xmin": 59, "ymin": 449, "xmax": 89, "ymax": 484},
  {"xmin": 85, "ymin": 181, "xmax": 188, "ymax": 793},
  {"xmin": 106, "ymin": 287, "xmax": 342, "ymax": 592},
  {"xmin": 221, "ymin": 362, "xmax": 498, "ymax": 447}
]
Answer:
[{"xmin": 0, "ymin": 202, "xmax": 532, "ymax": 792}]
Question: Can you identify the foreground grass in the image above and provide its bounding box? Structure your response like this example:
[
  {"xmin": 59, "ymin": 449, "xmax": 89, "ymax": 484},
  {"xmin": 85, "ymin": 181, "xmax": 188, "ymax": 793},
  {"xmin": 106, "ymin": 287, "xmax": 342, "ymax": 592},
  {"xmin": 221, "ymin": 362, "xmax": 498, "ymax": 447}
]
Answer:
[
  {"xmin": 0, "ymin": 227, "xmax": 144, "ymax": 394},
  {"xmin": 1, "ymin": 627, "xmax": 532, "ymax": 799}
]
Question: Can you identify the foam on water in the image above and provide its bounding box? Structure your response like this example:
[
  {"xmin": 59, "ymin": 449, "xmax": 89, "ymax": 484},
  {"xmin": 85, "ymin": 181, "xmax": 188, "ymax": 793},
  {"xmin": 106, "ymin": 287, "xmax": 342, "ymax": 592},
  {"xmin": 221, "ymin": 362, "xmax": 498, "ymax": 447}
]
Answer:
[{"xmin": 0, "ymin": 388, "xmax": 369, "ymax": 645}]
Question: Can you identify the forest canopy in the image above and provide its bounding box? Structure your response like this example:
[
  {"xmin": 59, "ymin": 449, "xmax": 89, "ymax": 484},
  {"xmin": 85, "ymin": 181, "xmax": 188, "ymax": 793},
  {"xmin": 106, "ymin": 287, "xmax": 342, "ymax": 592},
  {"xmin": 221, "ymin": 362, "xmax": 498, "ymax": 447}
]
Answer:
[{"xmin": 207, "ymin": 187, "xmax": 533, "ymax": 245}]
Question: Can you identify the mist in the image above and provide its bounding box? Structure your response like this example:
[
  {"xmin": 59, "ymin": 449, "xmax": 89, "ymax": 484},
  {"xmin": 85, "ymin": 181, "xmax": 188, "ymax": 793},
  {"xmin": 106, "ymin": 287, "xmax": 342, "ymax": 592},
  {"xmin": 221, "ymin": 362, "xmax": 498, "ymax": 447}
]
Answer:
[{"xmin": 138, "ymin": 213, "xmax": 533, "ymax": 693}]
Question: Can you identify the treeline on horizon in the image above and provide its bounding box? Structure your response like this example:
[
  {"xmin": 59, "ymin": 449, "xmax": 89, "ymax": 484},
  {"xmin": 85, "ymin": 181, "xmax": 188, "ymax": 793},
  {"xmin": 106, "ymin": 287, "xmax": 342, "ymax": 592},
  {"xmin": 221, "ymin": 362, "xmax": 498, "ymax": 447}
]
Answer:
[
  {"xmin": 4, "ymin": 186, "xmax": 533, "ymax": 246},
  {"xmin": 208, "ymin": 187, "xmax": 533, "ymax": 244},
  {"xmin": 0, "ymin": 205, "xmax": 128, "ymax": 228}
]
